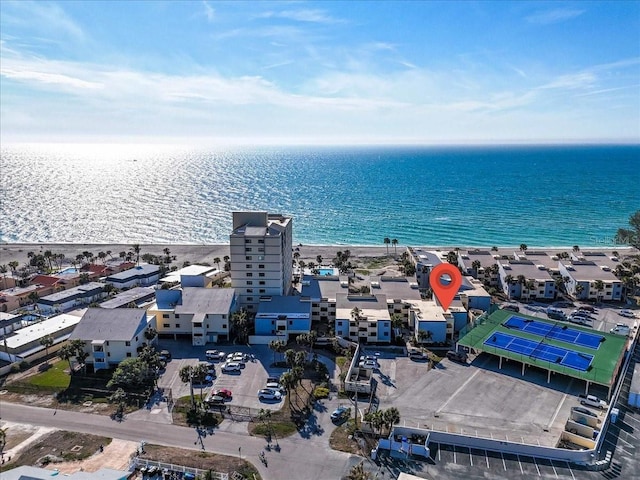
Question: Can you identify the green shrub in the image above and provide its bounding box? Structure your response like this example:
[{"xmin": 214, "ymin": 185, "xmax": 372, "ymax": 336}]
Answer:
[
  {"xmin": 19, "ymin": 360, "xmax": 30, "ymax": 371},
  {"xmin": 313, "ymin": 386, "xmax": 329, "ymax": 399},
  {"xmin": 10, "ymin": 363, "xmax": 20, "ymax": 373}
]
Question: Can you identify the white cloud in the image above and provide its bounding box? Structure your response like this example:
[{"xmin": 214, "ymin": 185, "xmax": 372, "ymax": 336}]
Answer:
[
  {"xmin": 526, "ymin": 8, "xmax": 585, "ymax": 25},
  {"xmin": 202, "ymin": 1, "xmax": 215, "ymax": 22},
  {"xmin": 0, "ymin": 68, "xmax": 102, "ymax": 90},
  {"xmin": 2, "ymin": 1, "xmax": 85, "ymax": 40},
  {"xmin": 257, "ymin": 9, "xmax": 343, "ymax": 24}
]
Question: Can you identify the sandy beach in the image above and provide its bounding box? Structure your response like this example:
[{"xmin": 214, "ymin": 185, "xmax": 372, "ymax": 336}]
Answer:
[{"xmin": 0, "ymin": 243, "xmax": 396, "ymax": 268}]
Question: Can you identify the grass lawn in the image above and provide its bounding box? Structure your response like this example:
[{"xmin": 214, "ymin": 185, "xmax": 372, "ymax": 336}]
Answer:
[{"xmin": 27, "ymin": 360, "xmax": 71, "ymax": 389}]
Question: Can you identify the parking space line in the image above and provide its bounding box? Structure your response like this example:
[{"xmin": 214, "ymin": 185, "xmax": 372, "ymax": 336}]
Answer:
[
  {"xmin": 485, "ymin": 450, "xmax": 489, "ymax": 468},
  {"xmin": 533, "ymin": 456, "xmax": 541, "ymax": 476},
  {"xmin": 617, "ymin": 435, "xmax": 634, "ymax": 447},
  {"xmin": 517, "ymin": 455, "xmax": 523, "ymax": 474},
  {"xmin": 565, "ymin": 461, "xmax": 576, "ymax": 480},
  {"xmin": 469, "ymin": 447, "xmax": 473, "ymax": 466},
  {"xmin": 438, "ymin": 443, "xmax": 441, "ymax": 462},
  {"xmin": 453, "ymin": 445, "xmax": 457, "ymax": 464},
  {"xmin": 500, "ymin": 452, "xmax": 506, "ymax": 471},
  {"xmin": 550, "ymin": 460, "xmax": 558, "ymax": 478}
]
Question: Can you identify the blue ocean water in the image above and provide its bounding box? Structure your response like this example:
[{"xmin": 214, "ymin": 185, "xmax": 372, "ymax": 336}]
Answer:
[{"xmin": 0, "ymin": 143, "xmax": 638, "ymax": 247}]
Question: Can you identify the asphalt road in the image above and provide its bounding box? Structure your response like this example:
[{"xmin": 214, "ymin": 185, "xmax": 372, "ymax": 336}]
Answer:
[{"xmin": 0, "ymin": 402, "xmax": 357, "ymax": 480}]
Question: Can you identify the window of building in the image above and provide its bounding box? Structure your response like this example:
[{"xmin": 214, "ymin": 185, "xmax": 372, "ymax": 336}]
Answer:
[
  {"xmin": 247, "ymin": 297, "xmax": 253, "ymax": 302},
  {"xmin": 175, "ymin": 314, "xmax": 180, "ymax": 319},
  {"xmin": 259, "ymin": 272, "xmax": 265, "ymax": 277},
  {"xmin": 246, "ymin": 272, "xmax": 253, "ymax": 277},
  {"xmin": 259, "ymin": 289, "xmax": 266, "ymax": 293},
  {"xmin": 258, "ymin": 239, "xmax": 264, "ymax": 243},
  {"xmin": 162, "ymin": 313, "xmax": 169, "ymax": 318},
  {"xmin": 320, "ymin": 307, "xmax": 328, "ymax": 312},
  {"xmin": 383, "ymin": 332, "xmax": 389, "ymax": 336},
  {"xmin": 222, "ymin": 314, "xmax": 227, "ymax": 319},
  {"xmin": 247, "ymin": 289, "xmax": 253, "ymax": 293},
  {"xmin": 222, "ymin": 324, "xmax": 227, "ymax": 329},
  {"xmin": 258, "ymin": 248, "xmax": 264, "ymax": 253},
  {"xmin": 163, "ymin": 323, "xmax": 170, "ymax": 328},
  {"xmin": 337, "ymin": 321, "xmax": 343, "ymax": 326},
  {"xmin": 259, "ymin": 264, "xmax": 265, "ymax": 269},
  {"xmin": 194, "ymin": 322, "xmax": 202, "ymax": 328},
  {"xmin": 246, "ymin": 247, "xmax": 252, "ymax": 252},
  {"xmin": 246, "ymin": 256, "xmax": 252, "ymax": 260},
  {"xmin": 106, "ymin": 341, "xmax": 110, "ymax": 346},
  {"xmin": 247, "ymin": 281, "xmax": 253, "ymax": 285},
  {"xmin": 175, "ymin": 323, "xmax": 180, "ymax": 328},
  {"xmin": 246, "ymin": 264, "xmax": 251, "ymax": 269},
  {"xmin": 126, "ymin": 352, "xmax": 132, "ymax": 357},
  {"xmin": 245, "ymin": 239, "xmax": 252, "ymax": 243},
  {"xmin": 259, "ymin": 281, "xmax": 265, "ymax": 285},
  {"xmin": 135, "ymin": 336, "xmax": 138, "ymax": 341},
  {"xmin": 289, "ymin": 320, "xmax": 293, "ymax": 325}
]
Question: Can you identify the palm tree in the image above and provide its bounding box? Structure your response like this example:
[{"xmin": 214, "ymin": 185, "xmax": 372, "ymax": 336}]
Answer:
[
  {"xmin": 573, "ymin": 245, "xmax": 580, "ymax": 253},
  {"xmin": 43, "ymin": 250, "xmax": 53, "ymax": 271},
  {"xmin": 213, "ymin": 257, "xmax": 221, "ymax": 270},
  {"xmin": 383, "ymin": 237, "xmax": 391, "ymax": 255},
  {"xmin": 392, "ymin": 238, "xmax": 398, "ymax": 256},
  {"xmin": 593, "ymin": 280, "xmax": 605, "ymax": 302},
  {"xmin": 525, "ymin": 279, "xmax": 536, "ymax": 300},
  {"xmin": 39, "ymin": 335, "xmax": 54, "ymax": 363},
  {"xmin": 269, "ymin": 339, "xmax": 286, "ymax": 364},
  {"xmin": 284, "ymin": 348, "xmax": 296, "ymax": 368},
  {"xmin": 316, "ymin": 255, "xmax": 323, "ymax": 265},
  {"xmin": 417, "ymin": 329, "xmax": 433, "ymax": 344},
  {"xmin": 471, "ymin": 260, "xmax": 481, "ymax": 276},
  {"xmin": 575, "ymin": 283, "xmax": 585, "ymax": 298},
  {"xmin": 279, "ymin": 371, "xmax": 296, "ymax": 410},
  {"xmin": 0, "ymin": 264, "xmax": 8, "ymax": 289},
  {"xmin": 446, "ymin": 251, "xmax": 458, "ymax": 264},
  {"xmin": 97, "ymin": 251, "xmax": 107, "ymax": 264},
  {"xmin": 383, "ymin": 407, "xmax": 401, "ymax": 434},
  {"xmin": 179, "ymin": 365, "xmax": 197, "ymax": 407},
  {"xmin": 520, "ymin": 244, "xmax": 528, "ymax": 253},
  {"xmin": 58, "ymin": 343, "xmax": 76, "ymax": 372},
  {"xmin": 8, "ymin": 261, "xmax": 19, "ymax": 275},
  {"xmin": 491, "ymin": 246, "xmax": 498, "ymax": 252},
  {"xmin": 131, "ymin": 244, "xmax": 141, "ymax": 265}
]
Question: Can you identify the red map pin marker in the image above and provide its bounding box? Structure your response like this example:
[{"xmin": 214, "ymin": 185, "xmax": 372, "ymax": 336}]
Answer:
[{"xmin": 429, "ymin": 263, "xmax": 462, "ymax": 310}]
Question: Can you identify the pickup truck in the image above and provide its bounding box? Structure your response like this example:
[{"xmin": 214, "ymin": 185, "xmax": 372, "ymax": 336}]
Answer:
[{"xmin": 579, "ymin": 394, "xmax": 608, "ymax": 410}]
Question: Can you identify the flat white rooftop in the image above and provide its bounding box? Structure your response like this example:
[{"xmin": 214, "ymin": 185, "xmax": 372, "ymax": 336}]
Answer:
[{"xmin": 5, "ymin": 313, "xmax": 82, "ymax": 349}]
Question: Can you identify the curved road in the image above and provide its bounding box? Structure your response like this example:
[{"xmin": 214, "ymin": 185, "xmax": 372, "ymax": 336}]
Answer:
[{"xmin": 1, "ymin": 399, "xmax": 358, "ymax": 480}]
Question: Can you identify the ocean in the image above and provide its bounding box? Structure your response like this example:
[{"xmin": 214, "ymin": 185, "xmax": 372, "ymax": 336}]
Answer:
[{"xmin": 0, "ymin": 143, "xmax": 638, "ymax": 247}]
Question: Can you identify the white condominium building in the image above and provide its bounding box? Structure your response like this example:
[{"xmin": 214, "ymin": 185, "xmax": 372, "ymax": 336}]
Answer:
[{"xmin": 230, "ymin": 211, "xmax": 293, "ymax": 311}]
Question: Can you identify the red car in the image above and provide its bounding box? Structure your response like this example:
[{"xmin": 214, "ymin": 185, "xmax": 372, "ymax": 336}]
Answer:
[{"xmin": 214, "ymin": 388, "xmax": 232, "ymax": 399}]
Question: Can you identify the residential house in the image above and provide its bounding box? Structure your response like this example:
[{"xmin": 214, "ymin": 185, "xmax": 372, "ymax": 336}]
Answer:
[
  {"xmin": 69, "ymin": 308, "xmax": 156, "ymax": 371},
  {"xmin": 100, "ymin": 286, "xmax": 156, "ymax": 309},
  {"xmin": 159, "ymin": 264, "xmax": 226, "ymax": 288}
]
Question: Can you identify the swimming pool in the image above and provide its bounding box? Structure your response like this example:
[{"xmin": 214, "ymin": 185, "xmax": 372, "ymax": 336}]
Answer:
[
  {"xmin": 58, "ymin": 267, "xmax": 79, "ymax": 274},
  {"xmin": 317, "ymin": 268, "xmax": 338, "ymax": 276}
]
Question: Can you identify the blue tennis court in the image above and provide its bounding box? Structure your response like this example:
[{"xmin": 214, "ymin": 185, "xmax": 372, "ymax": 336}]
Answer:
[
  {"xmin": 483, "ymin": 332, "xmax": 593, "ymax": 371},
  {"xmin": 503, "ymin": 316, "xmax": 603, "ymax": 350}
]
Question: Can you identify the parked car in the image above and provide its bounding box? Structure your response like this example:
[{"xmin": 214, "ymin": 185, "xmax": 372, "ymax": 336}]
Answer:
[
  {"xmin": 222, "ymin": 362, "xmax": 242, "ymax": 373},
  {"xmin": 580, "ymin": 394, "xmax": 608, "ymax": 410},
  {"xmin": 206, "ymin": 395, "xmax": 226, "ymax": 405},
  {"xmin": 610, "ymin": 324, "xmax": 631, "ymax": 336},
  {"xmin": 359, "ymin": 359, "xmax": 378, "ymax": 369},
  {"xmin": 568, "ymin": 315, "xmax": 589, "ymax": 325},
  {"xmin": 408, "ymin": 348, "xmax": 427, "ymax": 360},
  {"xmin": 502, "ymin": 304, "xmax": 520, "ymax": 312},
  {"xmin": 267, "ymin": 376, "xmax": 281, "ymax": 384},
  {"xmin": 214, "ymin": 388, "xmax": 233, "ymax": 399},
  {"xmin": 258, "ymin": 388, "xmax": 282, "ymax": 401},
  {"xmin": 572, "ymin": 406, "xmax": 599, "ymax": 419},
  {"xmin": 266, "ymin": 382, "xmax": 285, "ymax": 392},
  {"xmin": 446, "ymin": 350, "xmax": 468, "ymax": 364},
  {"xmin": 206, "ymin": 350, "xmax": 226, "ymax": 361},
  {"xmin": 620, "ymin": 309, "xmax": 636, "ymax": 318},
  {"xmin": 570, "ymin": 310, "xmax": 590, "ymax": 318},
  {"xmin": 159, "ymin": 349, "xmax": 171, "ymax": 361},
  {"xmin": 330, "ymin": 405, "xmax": 349, "ymax": 422},
  {"xmin": 578, "ymin": 305, "xmax": 595, "ymax": 313}
]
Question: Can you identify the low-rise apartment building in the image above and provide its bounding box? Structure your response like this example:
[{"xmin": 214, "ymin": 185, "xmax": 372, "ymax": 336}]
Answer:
[
  {"xmin": 149, "ymin": 287, "xmax": 236, "ymax": 345},
  {"xmin": 558, "ymin": 261, "xmax": 623, "ymax": 301},
  {"xmin": 498, "ymin": 260, "xmax": 557, "ymax": 300},
  {"xmin": 36, "ymin": 282, "xmax": 105, "ymax": 314},
  {"xmin": 253, "ymin": 295, "xmax": 312, "ymax": 342},
  {"xmin": 105, "ymin": 264, "xmax": 161, "ymax": 289},
  {"xmin": 69, "ymin": 308, "xmax": 156, "ymax": 371},
  {"xmin": 335, "ymin": 294, "xmax": 392, "ymax": 343}
]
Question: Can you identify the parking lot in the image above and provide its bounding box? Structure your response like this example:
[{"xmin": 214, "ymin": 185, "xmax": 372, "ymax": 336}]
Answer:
[{"xmin": 155, "ymin": 340, "xmax": 289, "ymax": 410}]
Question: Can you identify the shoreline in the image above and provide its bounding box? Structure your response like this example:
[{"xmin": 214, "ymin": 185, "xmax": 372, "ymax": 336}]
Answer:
[{"xmin": 0, "ymin": 243, "xmax": 636, "ymax": 269}]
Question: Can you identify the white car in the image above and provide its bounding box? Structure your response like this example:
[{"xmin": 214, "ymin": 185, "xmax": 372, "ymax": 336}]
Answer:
[
  {"xmin": 359, "ymin": 359, "xmax": 377, "ymax": 369},
  {"xmin": 266, "ymin": 382, "xmax": 285, "ymax": 392},
  {"xmin": 258, "ymin": 388, "xmax": 282, "ymax": 401},
  {"xmin": 221, "ymin": 362, "xmax": 241, "ymax": 373},
  {"xmin": 619, "ymin": 309, "xmax": 636, "ymax": 318},
  {"xmin": 205, "ymin": 350, "xmax": 226, "ymax": 361},
  {"xmin": 610, "ymin": 324, "xmax": 631, "ymax": 336},
  {"xmin": 580, "ymin": 394, "xmax": 608, "ymax": 410}
]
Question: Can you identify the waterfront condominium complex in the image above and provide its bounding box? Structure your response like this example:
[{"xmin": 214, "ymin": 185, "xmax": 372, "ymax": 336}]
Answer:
[{"xmin": 229, "ymin": 211, "xmax": 293, "ymax": 311}]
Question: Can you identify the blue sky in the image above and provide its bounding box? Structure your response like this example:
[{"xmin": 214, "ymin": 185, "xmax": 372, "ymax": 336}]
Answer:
[{"xmin": 1, "ymin": 1, "xmax": 639, "ymax": 144}]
